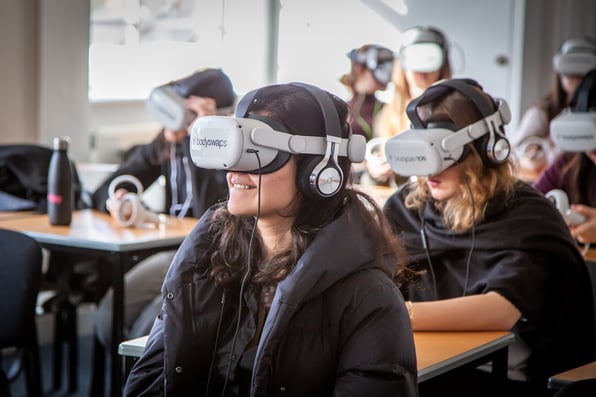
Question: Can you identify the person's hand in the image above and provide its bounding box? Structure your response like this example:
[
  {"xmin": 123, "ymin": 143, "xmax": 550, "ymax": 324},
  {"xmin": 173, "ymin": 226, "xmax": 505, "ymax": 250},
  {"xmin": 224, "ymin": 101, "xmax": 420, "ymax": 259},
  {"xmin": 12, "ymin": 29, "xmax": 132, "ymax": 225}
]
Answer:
[
  {"xmin": 569, "ymin": 204, "xmax": 596, "ymax": 244},
  {"xmin": 366, "ymin": 160, "xmax": 393, "ymax": 184},
  {"xmin": 105, "ymin": 189, "xmax": 132, "ymax": 220},
  {"xmin": 186, "ymin": 96, "xmax": 217, "ymax": 118}
]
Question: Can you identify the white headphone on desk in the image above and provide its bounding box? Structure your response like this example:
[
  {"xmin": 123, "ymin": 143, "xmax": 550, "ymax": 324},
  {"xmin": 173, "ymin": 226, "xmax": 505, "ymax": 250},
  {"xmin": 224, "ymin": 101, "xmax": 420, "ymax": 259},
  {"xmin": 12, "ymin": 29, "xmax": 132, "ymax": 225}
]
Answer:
[{"xmin": 108, "ymin": 175, "xmax": 161, "ymax": 228}]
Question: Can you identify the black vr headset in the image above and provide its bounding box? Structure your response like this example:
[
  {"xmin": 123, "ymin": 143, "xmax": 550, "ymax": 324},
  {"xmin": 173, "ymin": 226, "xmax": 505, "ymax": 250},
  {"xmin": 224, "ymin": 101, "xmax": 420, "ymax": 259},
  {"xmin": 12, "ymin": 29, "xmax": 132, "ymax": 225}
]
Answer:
[
  {"xmin": 385, "ymin": 79, "xmax": 511, "ymax": 176},
  {"xmin": 189, "ymin": 83, "xmax": 366, "ymax": 198},
  {"xmin": 552, "ymin": 37, "xmax": 596, "ymax": 76},
  {"xmin": 348, "ymin": 45, "xmax": 395, "ymax": 86},
  {"xmin": 550, "ymin": 68, "xmax": 596, "ymax": 152}
]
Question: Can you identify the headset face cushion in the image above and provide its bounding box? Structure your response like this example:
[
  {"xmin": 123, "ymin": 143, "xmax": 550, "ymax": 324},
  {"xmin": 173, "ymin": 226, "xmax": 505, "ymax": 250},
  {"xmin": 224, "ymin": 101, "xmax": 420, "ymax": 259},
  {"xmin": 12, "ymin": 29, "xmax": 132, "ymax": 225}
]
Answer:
[{"xmin": 399, "ymin": 43, "xmax": 444, "ymax": 73}]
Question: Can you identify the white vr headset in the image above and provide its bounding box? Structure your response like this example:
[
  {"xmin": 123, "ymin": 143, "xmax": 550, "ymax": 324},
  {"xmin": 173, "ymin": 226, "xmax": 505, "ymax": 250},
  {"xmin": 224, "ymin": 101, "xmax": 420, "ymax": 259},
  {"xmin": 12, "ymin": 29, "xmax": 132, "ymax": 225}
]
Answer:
[
  {"xmin": 552, "ymin": 37, "xmax": 596, "ymax": 76},
  {"xmin": 398, "ymin": 27, "xmax": 447, "ymax": 73},
  {"xmin": 385, "ymin": 79, "xmax": 511, "ymax": 176},
  {"xmin": 399, "ymin": 43, "xmax": 444, "ymax": 73},
  {"xmin": 146, "ymin": 85, "xmax": 196, "ymax": 132},
  {"xmin": 550, "ymin": 110, "xmax": 596, "ymax": 151},
  {"xmin": 190, "ymin": 115, "xmax": 366, "ymax": 172},
  {"xmin": 146, "ymin": 84, "xmax": 234, "ymax": 132}
]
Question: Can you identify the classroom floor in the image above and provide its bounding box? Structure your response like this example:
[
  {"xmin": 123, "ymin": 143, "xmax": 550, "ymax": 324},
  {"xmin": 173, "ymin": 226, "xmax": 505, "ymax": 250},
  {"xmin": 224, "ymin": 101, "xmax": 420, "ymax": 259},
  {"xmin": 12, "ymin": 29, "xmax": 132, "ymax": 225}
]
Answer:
[{"xmin": 2, "ymin": 305, "xmax": 106, "ymax": 397}]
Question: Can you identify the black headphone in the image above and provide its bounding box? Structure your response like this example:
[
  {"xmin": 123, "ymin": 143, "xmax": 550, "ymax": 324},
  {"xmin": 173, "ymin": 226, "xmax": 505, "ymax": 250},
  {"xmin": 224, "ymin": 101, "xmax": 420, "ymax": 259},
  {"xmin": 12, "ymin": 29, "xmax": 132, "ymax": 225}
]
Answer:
[
  {"xmin": 406, "ymin": 78, "xmax": 511, "ymax": 168},
  {"xmin": 235, "ymin": 82, "xmax": 350, "ymax": 199},
  {"xmin": 349, "ymin": 45, "xmax": 395, "ymax": 85}
]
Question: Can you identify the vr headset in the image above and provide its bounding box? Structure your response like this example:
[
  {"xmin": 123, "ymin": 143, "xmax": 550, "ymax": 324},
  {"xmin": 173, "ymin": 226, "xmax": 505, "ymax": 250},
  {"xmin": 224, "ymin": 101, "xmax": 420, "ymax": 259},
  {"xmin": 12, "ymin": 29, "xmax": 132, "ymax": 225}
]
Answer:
[
  {"xmin": 551, "ymin": 67, "xmax": 596, "ymax": 151},
  {"xmin": 146, "ymin": 69, "xmax": 235, "ymax": 132},
  {"xmin": 190, "ymin": 116, "xmax": 365, "ymax": 172},
  {"xmin": 349, "ymin": 45, "xmax": 395, "ymax": 86},
  {"xmin": 398, "ymin": 26, "xmax": 447, "ymax": 73},
  {"xmin": 189, "ymin": 83, "xmax": 366, "ymax": 198},
  {"xmin": 552, "ymin": 37, "xmax": 596, "ymax": 76},
  {"xmin": 550, "ymin": 110, "xmax": 596, "ymax": 151},
  {"xmin": 385, "ymin": 79, "xmax": 511, "ymax": 176},
  {"xmin": 146, "ymin": 85, "xmax": 196, "ymax": 132}
]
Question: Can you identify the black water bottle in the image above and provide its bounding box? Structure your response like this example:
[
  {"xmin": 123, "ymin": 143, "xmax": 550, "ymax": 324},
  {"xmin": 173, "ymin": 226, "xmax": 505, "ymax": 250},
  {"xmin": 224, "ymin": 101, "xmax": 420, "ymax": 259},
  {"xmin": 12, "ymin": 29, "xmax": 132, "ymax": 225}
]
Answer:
[{"xmin": 47, "ymin": 136, "xmax": 73, "ymax": 225}]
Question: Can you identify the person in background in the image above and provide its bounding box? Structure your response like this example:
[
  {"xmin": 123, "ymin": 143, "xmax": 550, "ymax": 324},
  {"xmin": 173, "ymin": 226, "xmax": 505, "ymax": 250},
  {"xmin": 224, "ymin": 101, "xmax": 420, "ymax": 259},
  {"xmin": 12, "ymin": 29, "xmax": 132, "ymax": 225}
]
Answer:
[
  {"xmin": 510, "ymin": 36, "xmax": 596, "ymax": 181},
  {"xmin": 383, "ymin": 78, "xmax": 594, "ymax": 396},
  {"xmin": 369, "ymin": 26, "xmax": 453, "ymax": 186},
  {"xmin": 533, "ymin": 68, "xmax": 596, "ymax": 247},
  {"xmin": 123, "ymin": 82, "xmax": 417, "ymax": 396},
  {"xmin": 91, "ymin": 68, "xmax": 235, "ymax": 349},
  {"xmin": 340, "ymin": 44, "xmax": 394, "ymax": 141},
  {"xmin": 340, "ymin": 44, "xmax": 395, "ymax": 184}
]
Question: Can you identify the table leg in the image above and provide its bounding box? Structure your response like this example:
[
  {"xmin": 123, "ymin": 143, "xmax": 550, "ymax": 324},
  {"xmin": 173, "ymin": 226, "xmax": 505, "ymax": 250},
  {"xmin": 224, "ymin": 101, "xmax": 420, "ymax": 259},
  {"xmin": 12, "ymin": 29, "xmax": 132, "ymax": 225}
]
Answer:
[{"xmin": 109, "ymin": 253, "xmax": 127, "ymax": 397}]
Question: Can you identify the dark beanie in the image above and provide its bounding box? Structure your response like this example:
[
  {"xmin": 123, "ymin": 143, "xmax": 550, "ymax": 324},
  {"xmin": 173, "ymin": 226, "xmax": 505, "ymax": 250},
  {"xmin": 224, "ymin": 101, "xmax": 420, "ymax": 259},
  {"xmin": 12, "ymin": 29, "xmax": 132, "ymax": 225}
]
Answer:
[{"xmin": 169, "ymin": 68, "xmax": 235, "ymax": 109}]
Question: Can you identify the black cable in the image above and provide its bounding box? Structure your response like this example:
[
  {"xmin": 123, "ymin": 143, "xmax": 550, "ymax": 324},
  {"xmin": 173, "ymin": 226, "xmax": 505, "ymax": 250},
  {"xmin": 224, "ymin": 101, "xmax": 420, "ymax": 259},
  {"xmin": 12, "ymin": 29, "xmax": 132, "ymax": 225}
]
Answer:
[
  {"xmin": 420, "ymin": 215, "xmax": 439, "ymax": 301},
  {"xmin": 220, "ymin": 149, "xmax": 262, "ymax": 397},
  {"xmin": 205, "ymin": 291, "xmax": 226, "ymax": 397},
  {"xmin": 462, "ymin": 177, "xmax": 476, "ymax": 296}
]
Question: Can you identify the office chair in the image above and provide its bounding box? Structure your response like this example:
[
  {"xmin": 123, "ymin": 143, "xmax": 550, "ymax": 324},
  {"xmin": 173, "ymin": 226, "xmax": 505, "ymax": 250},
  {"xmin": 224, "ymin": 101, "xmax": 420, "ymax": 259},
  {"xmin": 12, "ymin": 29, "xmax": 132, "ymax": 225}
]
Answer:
[
  {"xmin": 0, "ymin": 228, "xmax": 43, "ymax": 397},
  {"xmin": 0, "ymin": 143, "xmax": 88, "ymax": 393}
]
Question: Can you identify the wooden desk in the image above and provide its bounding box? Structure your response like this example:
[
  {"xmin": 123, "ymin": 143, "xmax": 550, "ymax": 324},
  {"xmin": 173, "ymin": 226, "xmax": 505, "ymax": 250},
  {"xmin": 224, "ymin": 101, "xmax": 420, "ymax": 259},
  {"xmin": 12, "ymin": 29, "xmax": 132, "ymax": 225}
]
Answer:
[
  {"xmin": 548, "ymin": 360, "xmax": 596, "ymax": 390},
  {"xmin": 415, "ymin": 331, "xmax": 515, "ymax": 383},
  {"xmin": 0, "ymin": 209, "xmax": 197, "ymax": 397},
  {"xmin": 584, "ymin": 247, "xmax": 596, "ymax": 262},
  {"xmin": 119, "ymin": 331, "xmax": 515, "ymax": 384}
]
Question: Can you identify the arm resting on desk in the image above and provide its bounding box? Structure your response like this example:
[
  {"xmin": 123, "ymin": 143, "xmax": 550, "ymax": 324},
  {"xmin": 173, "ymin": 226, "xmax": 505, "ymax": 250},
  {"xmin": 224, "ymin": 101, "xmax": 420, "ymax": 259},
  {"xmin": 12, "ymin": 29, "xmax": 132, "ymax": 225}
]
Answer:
[{"xmin": 410, "ymin": 292, "xmax": 521, "ymax": 331}]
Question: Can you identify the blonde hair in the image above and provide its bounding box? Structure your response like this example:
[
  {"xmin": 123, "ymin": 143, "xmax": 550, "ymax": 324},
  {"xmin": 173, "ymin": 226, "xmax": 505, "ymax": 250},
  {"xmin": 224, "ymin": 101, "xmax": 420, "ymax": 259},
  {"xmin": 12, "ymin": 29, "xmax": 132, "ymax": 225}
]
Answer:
[
  {"xmin": 374, "ymin": 60, "xmax": 453, "ymax": 139},
  {"xmin": 403, "ymin": 89, "xmax": 517, "ymax": 232}
]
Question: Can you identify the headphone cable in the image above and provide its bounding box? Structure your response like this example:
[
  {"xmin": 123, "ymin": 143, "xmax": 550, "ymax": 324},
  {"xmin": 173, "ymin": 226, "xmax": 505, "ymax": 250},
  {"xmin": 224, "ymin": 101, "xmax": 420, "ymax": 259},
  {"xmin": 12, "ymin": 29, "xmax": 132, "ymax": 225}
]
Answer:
[
  {"xmin": 462, "ymin": 177, "xmax": 476, "ymax": 296},
  {"xmin": 220, "ymin": 149, "xmax": 261, "ymax": 397}
]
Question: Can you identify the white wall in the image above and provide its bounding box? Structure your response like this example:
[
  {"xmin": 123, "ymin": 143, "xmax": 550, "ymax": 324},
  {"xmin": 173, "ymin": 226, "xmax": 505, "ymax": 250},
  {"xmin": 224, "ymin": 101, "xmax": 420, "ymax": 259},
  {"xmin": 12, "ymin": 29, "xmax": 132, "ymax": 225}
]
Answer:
[{"xmin": 1, "ymin": 0, "xmax": 596, "ymax": 162}]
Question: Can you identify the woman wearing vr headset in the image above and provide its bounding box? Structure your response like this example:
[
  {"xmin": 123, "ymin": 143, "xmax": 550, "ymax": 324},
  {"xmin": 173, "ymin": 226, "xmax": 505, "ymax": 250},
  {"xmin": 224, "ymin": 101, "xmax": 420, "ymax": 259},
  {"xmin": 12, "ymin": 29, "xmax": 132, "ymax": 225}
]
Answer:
[
  {"xmin": 534, "ymin": 68, "xmax": 596, "ymax": 248},
  {"xmin": 341, "ymin": 44, "xmax": 395, "ymax": 141},
  {"xmin": 90, "ymin": 68, "xmax": 235, "ymax": 351},
  {"xmin": 382, "ymin": 78, "xmax": 594, "ymax": 396},
  {"xmin": 365, "ymin": 26, "xmax": 453, "ymax": 187},
  {"xmin": 511, "ymin": 36, "xmax": 596, "ymax": 181},
  {"xmin": 123, "ymin": 83, "xmax": 417, "ymax": 396}
]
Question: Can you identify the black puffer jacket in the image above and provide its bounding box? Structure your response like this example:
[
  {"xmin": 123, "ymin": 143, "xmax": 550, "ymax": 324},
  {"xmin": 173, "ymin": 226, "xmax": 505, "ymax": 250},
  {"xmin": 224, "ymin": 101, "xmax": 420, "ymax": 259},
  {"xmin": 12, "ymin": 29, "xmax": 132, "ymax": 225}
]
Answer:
[{"xmin": 124, "ymin": 202, "xmax": 418, "ymax": 397}]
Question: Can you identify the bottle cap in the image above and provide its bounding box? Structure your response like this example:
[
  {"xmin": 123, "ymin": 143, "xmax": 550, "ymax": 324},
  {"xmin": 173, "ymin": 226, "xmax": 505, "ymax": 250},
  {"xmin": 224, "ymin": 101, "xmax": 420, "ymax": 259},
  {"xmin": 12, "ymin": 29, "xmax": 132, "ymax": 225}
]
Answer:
[{"xmin": 53, "ymin": 136, "xmax": 70, "ymax": 151}]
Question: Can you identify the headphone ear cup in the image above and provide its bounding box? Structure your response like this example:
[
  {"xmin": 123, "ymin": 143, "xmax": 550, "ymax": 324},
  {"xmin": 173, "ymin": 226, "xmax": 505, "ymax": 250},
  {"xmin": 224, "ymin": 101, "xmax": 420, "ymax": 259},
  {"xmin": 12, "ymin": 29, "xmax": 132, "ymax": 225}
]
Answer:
[
  {"xmin": 473, "ymin": 131, "xmax": 511, "ymax": 167},
  {"xmin": 297, "ymin": 155, "xmax": 344, "ymax": 199}
]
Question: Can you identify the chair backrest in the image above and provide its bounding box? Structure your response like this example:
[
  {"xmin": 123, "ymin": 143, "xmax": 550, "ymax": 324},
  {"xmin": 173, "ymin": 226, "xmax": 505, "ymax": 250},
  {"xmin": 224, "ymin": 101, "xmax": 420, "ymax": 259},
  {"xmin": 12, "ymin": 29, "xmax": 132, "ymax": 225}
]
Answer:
[{"xmin": 0, "ymin": 228, "xmax": 42, "ymax": 347}]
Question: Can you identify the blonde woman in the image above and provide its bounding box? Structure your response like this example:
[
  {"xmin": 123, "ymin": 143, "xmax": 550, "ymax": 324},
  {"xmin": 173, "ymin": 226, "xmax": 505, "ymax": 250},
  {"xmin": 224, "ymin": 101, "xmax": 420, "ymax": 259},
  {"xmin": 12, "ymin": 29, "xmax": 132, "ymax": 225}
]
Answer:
[{"xmin": 383, "ymin": 78, "xmax": 594, "ymax": 396}]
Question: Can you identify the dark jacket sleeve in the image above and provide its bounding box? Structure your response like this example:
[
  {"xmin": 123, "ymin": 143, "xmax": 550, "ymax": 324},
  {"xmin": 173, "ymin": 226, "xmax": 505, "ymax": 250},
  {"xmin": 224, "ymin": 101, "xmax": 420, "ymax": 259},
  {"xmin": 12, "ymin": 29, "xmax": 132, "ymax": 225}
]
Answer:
[
  {"xmin": 123, "ymin": 316, "xmax": 165, "ymax": 396},
  {"xmin": 333, "ymin": 270, "xmax": 418, "ymax": 396},
  {"xmin": 91, "ymin": 135, "xmax": 165, "ymax": 212}
]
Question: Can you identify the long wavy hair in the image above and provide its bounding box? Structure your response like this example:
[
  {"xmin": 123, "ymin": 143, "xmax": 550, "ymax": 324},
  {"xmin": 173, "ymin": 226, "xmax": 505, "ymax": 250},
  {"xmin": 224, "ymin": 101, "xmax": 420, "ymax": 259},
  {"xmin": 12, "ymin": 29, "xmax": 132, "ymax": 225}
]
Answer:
[
  {"xmin": 375, "ymin": 29, "xmax": 453, "ymax": 139},
  {"xmin": 207, "ymin": 84, "xmax": 408, "ymax": 305},
  {"xmin": 404, "ymin": 88, "xmax": 517, "ymax": 232}
]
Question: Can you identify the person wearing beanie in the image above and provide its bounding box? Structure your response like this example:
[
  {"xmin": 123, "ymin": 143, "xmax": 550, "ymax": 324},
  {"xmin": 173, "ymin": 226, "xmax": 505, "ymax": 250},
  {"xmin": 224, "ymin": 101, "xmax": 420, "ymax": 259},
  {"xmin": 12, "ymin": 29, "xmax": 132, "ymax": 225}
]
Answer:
[{"xmin": 91, "ymin": 68, "xmax": 235, "ymax": 350}]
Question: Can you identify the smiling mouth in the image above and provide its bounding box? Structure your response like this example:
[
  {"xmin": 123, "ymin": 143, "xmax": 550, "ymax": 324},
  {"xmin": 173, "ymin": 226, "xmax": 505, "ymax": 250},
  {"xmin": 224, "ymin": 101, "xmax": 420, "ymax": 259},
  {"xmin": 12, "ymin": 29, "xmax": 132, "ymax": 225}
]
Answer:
[{"xmin": 232, "ymin": 183, "xmax": 255, "ymax": 190}]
